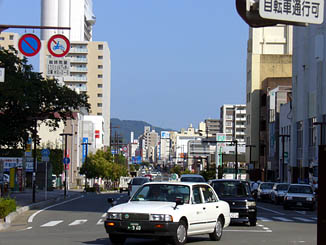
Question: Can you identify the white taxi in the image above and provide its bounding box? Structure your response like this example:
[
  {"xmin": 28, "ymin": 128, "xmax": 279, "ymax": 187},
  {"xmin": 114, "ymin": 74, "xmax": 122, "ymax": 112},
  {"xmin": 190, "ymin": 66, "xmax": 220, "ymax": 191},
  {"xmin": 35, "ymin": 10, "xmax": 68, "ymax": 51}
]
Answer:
[{"xmin": 104, "ymin": 182, "xmax": 230, "ymax": 245}]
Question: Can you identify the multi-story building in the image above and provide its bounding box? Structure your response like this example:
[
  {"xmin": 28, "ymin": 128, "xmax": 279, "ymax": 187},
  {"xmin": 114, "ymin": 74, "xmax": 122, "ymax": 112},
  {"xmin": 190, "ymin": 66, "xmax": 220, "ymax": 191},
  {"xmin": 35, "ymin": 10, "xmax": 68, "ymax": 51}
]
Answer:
[
  {"xmin": 0, "ymin": 32, "xmax": 21, "ymax": 56},
  {"xmin": 39, "ymin": 0, "xmax": 111, "ymax": 147},
  {"xmin": 266, "ymin": 86, "xmax": 292, "ymax": 181},
  {"xmin": 220, "ymin": 104, "xmax": 246, "ymax": 143},
  {"xmin": 41, "ymin": 0, "xmax": 96, "ymax": 41},
  {"xmin": 290, "ymin": 22, "xmax": 326, "ymax": 184},
  {"xmin": 246, "ymin": 26, "xmax": 293, "ymax": 181}
]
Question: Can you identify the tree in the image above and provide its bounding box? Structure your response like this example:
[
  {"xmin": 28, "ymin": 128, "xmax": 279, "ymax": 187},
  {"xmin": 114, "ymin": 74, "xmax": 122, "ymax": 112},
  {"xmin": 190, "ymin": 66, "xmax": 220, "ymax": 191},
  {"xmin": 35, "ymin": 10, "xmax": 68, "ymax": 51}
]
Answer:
[{"xmin": 0, "ymin": 48, "xmax": 90, "ymax": 148}]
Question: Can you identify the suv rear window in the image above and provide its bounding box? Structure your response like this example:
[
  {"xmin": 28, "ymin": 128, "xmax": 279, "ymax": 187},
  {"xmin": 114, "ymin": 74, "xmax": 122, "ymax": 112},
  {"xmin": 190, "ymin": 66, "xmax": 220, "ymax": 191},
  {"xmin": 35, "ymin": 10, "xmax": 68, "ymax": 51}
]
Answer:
[{"xmin": 132, "ymin": 178, "xmax": 149, "ymax": 185}]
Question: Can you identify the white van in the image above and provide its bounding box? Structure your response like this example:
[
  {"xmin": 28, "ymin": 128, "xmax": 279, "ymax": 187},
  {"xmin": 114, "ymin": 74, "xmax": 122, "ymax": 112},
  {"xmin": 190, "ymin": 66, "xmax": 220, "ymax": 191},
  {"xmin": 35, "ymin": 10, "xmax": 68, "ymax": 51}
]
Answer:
[{"xmin": 119, "ymin": 176, "xmax": 132, "ymax": 193}]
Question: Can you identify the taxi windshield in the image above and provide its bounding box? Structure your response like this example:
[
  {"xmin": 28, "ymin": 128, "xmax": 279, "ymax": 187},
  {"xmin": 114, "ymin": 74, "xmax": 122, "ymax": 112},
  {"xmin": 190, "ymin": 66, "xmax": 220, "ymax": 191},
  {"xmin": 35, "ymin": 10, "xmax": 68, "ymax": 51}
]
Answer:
[{"xmin": 131, "ymin": 184, "xmax": 190, "ymax": 203}]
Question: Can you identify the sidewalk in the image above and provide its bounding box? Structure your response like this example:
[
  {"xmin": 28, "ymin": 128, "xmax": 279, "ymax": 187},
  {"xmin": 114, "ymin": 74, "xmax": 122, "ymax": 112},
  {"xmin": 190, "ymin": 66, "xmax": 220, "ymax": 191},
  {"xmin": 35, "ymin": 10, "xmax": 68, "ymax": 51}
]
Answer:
[{"xmin": 0, "ymin": 188, "xmax": 83, "ymax": 231}]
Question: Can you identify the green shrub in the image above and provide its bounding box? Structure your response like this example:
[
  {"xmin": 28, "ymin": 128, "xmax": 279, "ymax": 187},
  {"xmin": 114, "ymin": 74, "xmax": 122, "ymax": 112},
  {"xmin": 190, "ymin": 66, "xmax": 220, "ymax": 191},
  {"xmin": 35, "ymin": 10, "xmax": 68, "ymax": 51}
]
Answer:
[{"xmin": 0, "ymin": 198, "xmax": 17, "ymax": 219}]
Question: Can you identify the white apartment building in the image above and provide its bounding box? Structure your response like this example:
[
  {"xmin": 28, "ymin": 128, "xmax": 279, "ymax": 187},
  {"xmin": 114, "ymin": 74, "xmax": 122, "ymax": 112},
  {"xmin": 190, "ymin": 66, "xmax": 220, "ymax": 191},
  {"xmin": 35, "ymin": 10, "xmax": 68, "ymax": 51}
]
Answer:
[
  {"xmin": 41, "ymin": 0, "xmax": 95, "ymax": 41},
  {"xmin": 220, "ymin": 104, "xmax": 246, "ymax": 144},
  {"xmin": 0, "ymin": 32, "xmax": 21, "ymax": 56},
  {"xmin": 290, "ymin": 22, "xmax": 326, "ymax": 183}
]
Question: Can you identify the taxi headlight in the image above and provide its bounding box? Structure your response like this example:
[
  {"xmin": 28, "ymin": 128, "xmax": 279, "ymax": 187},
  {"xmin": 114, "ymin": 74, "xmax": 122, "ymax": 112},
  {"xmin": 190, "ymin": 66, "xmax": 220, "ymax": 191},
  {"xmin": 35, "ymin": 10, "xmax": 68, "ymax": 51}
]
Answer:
[
  {"xmin": 107, "ymin": 213, "xmax": 122, "ymax": 220},
  {"xmin": 246, "ymin": 201, "xmax": 256, "ymax": 207},
  {"xmin": 149, "ymin": 214, "xmax": 173, "ymax": 222}
]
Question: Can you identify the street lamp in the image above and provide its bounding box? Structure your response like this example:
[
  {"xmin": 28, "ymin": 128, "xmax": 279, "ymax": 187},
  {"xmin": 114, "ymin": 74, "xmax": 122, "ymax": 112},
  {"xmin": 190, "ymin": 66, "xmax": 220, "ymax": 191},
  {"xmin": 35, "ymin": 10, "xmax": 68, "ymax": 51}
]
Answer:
[
  {"xmin": 81, "ymin": 141, "xmax": 91, "ymax": 191},
  {"xmin": 60, "ymin": 133, "xmax": 73, "ymax": 198},
  {"xmin": 245, "ymin": 144, "xmax": 256, "ymax": 174},
  {"xmin": 278, "ymin": 135, "xmax": 290, "ymax": 182}
]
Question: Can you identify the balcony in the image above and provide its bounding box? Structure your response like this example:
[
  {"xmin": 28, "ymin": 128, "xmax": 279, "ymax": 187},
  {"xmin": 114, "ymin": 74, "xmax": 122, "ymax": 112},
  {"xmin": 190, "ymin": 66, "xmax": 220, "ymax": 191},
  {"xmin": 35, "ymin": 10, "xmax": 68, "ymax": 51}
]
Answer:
[
  {"xmin": 63, "ymin": 76, "xmax": 87, "ymax": 82},
  {"xmin": 70, "ymin": 67, "xmax": 88, "ymax": 73},
  {"xmin": 68, "ymin": 84, "xmax": 87, "ymax": 92},
  {"xmin": 70, "ymin": 47, "xmax": 88, "ymax": 53},
  {"xmin": 70, "ymin": 57, "xmax": 88, "ymax": 63}
]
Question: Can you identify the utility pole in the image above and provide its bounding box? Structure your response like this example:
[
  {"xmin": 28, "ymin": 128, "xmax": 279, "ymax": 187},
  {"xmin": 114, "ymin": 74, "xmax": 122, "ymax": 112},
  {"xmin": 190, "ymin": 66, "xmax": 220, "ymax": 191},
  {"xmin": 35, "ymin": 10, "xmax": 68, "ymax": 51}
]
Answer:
[
  {"xmin": 60, "ymin": 133, "xmax": 72, "ymax": 198},
  {"xmin": 313, "ymin": 122, "xmax": 326, "ymax": 245},
  {"xmin": 32, "ymin": 119, "xmax": 37, "ymax": 203},
  {"xmin": 279, "ymin": 135, "xmax": 290, "ymax": 182},
  {"xmin": 234, "ymin": 140, "xmax": 238, "ymax": 180}
]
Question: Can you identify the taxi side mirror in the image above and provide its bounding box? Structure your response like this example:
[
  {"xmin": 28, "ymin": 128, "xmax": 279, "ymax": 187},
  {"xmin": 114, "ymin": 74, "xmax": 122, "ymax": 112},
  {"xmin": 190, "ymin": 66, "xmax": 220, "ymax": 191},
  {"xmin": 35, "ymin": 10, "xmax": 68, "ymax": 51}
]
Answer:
[{"xmin": 174, "ymin": 197, "xmax": 184, "ymax": 209}]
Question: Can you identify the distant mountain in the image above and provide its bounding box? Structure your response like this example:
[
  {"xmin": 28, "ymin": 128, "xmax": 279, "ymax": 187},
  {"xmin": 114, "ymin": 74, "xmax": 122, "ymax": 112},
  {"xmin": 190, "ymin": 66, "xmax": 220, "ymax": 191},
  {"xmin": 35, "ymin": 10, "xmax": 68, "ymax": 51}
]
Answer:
[{"xmin": 110, "ymin": 118, "xmax": 174, "ymax": 144}]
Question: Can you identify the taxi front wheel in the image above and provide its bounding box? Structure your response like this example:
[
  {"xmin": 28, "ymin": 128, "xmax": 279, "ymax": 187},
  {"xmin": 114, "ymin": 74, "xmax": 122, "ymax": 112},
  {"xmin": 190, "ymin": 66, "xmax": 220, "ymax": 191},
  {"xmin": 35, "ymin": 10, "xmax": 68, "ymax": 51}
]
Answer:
[
  {"xmin": 209, "ymin": 217, "xmax": 223, "ymax": 241},
  {"xmin": 171, "ymin": 220, "xmax": 187, "ymax": 245}
]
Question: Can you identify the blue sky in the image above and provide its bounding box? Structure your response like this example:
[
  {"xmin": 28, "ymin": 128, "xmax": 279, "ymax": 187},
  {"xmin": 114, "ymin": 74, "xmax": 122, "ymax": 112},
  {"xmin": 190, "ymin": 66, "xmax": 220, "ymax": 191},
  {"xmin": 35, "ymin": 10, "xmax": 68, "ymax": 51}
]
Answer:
[{"xmin": 0, "ymin": 0, "xmax": 248, "ymax": 130}]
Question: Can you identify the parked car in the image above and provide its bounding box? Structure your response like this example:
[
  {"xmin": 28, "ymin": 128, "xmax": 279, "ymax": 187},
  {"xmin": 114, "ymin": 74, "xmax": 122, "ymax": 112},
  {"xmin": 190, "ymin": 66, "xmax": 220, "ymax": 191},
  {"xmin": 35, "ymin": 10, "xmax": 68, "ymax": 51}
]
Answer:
[
  {"xmin": 283, "ymin": 184, "xmax": 316, "ymax": 211},
  {"xmin": 180, "ymin": 174, "xmax": 206, "ymax": 183},
  {"xmin": 210, "ymin": 179, "xmax": 257, "ymax": 226},
  {"xmin": 105, "ymin": 182, "xmax": 230, "ymax": 245},
  {"xmin": 270, "ymin": 183, "xmax": 290, "ymax": 204},
  {"xmin": 257, "ymin": 182, "xmax": 274, "ymax": 201},
  {"xmin": 128, "ymin": 177, "xmax": 150, "ymax": 197}
]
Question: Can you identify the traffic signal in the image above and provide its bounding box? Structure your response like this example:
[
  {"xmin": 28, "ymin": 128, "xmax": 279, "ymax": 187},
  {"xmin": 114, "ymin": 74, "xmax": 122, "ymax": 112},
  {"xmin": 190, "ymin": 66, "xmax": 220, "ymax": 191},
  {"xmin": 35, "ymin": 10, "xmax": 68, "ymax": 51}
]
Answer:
[{"xmin": 235, "ymin": 0, "xmax": 306, "ymax": 27}]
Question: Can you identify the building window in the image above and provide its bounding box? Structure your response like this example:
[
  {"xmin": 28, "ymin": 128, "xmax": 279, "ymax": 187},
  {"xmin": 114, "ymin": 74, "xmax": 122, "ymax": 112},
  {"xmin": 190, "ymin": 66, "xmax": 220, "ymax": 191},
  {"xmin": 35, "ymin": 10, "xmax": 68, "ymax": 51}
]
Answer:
[
  {"xmin": 97, "ymin": 84, "xmax": 103, "ymax": 88},
  {"xmin": 98, "ymin": 65, "xmax": 103, "ymax": 69},
  {"xmin": 97, "ymin": 93, "xmax": 103, "ymax": 98},
  {"xmin": 98, "ymin": 55, "xmax": 103, "ymax": 60},
  {"xmin": 0, "ymin": 37, "xmax": 4, "ymax": 41},
  {"xmin": 9, "ymin": 35, "xmax": 14, "ymax": 40},
  {"xmin": 97, "ymin": 113, "xmax": 102, "ymax": 116},
  {"xmin": 97, "ymin": 103, "xmax": 102, "ymax": 107},
  {"xmin": 98, "ymin": 74, "xmax": 103, "ymax": 78},
  {"xmin": 98, "ymin": 44, "xmax": 103, "ymax": 50}
]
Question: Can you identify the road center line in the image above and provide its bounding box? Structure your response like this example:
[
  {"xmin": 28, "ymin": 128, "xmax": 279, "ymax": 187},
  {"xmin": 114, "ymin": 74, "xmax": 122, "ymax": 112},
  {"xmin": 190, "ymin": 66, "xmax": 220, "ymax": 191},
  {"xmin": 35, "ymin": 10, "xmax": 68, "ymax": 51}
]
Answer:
[
  {"xmin": 28, "ymin": 195, "xmax": 83, "ymax": 223},
  {"xmin": 257, "ymin": 205, "xmax": 285, "ymax": 215}
]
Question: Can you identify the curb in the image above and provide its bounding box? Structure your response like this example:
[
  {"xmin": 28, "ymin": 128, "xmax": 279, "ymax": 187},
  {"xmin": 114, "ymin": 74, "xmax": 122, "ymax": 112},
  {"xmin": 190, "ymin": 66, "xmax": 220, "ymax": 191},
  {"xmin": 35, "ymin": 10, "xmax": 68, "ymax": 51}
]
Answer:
[{"xmin": 0, "ymin": 193, "xmax": 82, "ymax": 231}]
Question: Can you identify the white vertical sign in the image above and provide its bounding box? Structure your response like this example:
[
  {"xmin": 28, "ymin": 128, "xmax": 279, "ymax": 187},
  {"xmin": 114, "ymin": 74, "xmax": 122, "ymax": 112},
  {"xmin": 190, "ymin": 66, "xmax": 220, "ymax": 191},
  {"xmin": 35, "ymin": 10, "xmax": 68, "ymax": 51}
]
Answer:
[{"xmin": 0, "ymin": 68, "xmax": 4, "ymax": 82}]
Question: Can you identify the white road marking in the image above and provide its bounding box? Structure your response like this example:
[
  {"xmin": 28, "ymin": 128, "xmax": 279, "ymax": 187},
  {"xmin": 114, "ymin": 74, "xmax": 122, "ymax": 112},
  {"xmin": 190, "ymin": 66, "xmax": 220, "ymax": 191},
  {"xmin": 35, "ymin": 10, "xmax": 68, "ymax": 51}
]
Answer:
[
  {"xmin": 296, "ymin": 211, "xmax": 306, "ymax": 215},
  {"xmin": 28, "ymin": 195, "xmax": 84, "ymax": 223},
  {"xmin": 293, "ymin": 217, "xmax": 314, "ymax": 222},
  {"xmin": 102, "ymin": 212, "xmax": 107, "ymax": 218},
  {"xmin": 257, "ymin": 216, "xmax": 273, "ymax": 222},
  {"xmin": 225, "ymin": 230, "xmax": 272, "ymax": 232},
  {"xmin": 257, "ymin": 206, "xmax": 285, "ymax": 215},
  {"xmin": 41, "ymin": 220, "xmax": 63, "ymax": 227},
  {"xmin": 273, "ymin": 217, "xmax": 292, "ymax": 222},
  {"xmin": 97, "ymin": 219, "xmax": 104, "ymax": 225},
  {"xmin": 17, "ymin": 227, "xmax": 33, "ymax": 232},
  {"xmin": 68, "ymin": 219, "xmax": 87, "ymax": 226}
]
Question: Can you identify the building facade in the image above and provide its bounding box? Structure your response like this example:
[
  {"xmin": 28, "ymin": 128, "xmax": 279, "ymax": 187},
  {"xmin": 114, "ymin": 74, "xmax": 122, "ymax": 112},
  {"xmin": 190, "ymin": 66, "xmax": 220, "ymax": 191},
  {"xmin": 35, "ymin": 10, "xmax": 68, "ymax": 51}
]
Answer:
[{"xmin": 246, "ymin": 26, "xmax": 293, "ymax": 181}]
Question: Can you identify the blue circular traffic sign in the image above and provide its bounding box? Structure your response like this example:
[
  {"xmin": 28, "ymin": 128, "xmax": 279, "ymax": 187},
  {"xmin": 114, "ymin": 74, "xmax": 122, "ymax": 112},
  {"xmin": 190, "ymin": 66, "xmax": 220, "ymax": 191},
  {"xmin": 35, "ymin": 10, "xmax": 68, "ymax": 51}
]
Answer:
[
  {"xmin": 18, "ymin": 34, "xmax": 41, "ymax": 57},
  {"xmin": 41, "ymin": 149, "xmax": 50, "ymax": 157},
  {"xmin": 63, "ymin": 157, "xmax": 70, "ymax": 164}
]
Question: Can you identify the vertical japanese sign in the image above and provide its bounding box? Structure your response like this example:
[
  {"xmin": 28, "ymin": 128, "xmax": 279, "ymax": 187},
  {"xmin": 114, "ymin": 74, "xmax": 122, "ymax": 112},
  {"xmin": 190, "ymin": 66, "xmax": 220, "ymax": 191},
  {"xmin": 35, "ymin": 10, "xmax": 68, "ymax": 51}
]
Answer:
[
  {"xmin": 0, "ymin": 67, "xmax": 4, "ymax": 82},
  {"xmin": 82, "ymin": 137, "xmax": 88, "ymax": 163}
]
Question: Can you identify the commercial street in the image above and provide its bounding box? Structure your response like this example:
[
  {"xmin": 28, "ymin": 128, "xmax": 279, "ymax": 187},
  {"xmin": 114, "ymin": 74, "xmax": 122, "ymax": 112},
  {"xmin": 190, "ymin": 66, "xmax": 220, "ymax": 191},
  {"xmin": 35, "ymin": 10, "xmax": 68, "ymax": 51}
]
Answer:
[{"xmin": 0, "ymin": 192, "xmax": 317, "ymax": 245}]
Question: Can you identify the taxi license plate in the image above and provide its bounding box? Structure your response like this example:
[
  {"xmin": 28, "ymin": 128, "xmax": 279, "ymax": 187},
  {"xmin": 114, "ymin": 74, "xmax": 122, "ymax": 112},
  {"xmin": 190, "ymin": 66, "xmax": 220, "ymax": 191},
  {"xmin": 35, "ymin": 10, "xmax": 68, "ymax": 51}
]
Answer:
[
  {"xmin": 230, "ymin": 212, "xmax": 239, "ymax": 218},
  {"xmin": 127, "ymin": 223, "xmax": 142, "ymax": 231}
]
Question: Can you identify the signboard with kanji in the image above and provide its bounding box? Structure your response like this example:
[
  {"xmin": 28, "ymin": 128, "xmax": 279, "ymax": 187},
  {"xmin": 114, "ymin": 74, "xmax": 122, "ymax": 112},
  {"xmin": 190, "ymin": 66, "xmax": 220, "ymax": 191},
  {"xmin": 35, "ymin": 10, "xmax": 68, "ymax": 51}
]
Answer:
[
  {"xmin": 259, "ymin": 0, "xmax": 324, "ymax": 24},
  {"xmin": 0, "ymin": 67, "xmax": 4, "ymax": 82},
  {"xmin": 46, "ymin": 57, "xmax": 70, "ymax": 77}
]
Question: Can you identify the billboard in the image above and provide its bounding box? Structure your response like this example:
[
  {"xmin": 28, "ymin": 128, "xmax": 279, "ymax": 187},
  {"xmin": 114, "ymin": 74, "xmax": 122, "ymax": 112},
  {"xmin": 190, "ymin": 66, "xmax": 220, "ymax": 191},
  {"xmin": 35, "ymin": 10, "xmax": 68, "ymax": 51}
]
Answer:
[
  {"xmin": 82, "ymin": 137, "xmax": 88, "ymax": 163},
  {"xmin": 161, "ymin": 131, "xmax": 170, "ymax": 139}
]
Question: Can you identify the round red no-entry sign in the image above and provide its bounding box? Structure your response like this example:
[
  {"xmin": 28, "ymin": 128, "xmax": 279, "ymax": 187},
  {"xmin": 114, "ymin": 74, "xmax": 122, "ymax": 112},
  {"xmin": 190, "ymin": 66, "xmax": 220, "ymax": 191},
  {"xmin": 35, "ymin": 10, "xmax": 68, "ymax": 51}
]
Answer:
[
  {"xmin": 18, "ymin": 34, "xmax": 41, "ymax": 57},
  {"xmin": 47, "ymin": 34, "xmax": 70, "ymax": 57}
]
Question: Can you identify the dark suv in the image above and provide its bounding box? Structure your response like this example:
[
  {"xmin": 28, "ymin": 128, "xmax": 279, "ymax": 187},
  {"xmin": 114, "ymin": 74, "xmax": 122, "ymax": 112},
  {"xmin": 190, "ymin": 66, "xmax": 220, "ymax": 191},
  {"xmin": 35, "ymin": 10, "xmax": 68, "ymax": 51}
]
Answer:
[{"xmin": 210, "ymin": 179, "xmax": 257, "ymax": 226}]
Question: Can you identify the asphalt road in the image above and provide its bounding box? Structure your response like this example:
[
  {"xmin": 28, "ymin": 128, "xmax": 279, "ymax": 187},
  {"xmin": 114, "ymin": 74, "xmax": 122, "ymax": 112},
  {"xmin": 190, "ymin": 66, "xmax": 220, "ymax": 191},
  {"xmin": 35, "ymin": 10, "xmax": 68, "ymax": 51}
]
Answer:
[{"xmin": 0, "ymin": 193, "xmax": 317, "ymax": 245}]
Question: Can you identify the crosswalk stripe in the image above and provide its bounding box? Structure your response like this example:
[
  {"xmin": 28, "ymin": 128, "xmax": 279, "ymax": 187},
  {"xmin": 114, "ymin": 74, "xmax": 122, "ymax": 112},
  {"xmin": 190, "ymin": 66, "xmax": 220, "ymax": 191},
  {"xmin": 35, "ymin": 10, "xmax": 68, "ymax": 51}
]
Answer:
[
  {"xmin": 293, "ymin": 217, "xmax": 314, "ymax": 222},
  {"xmin": 41, "ymin": 220, "xmax": 64, "ymax": 227},
  {"xmin": 102, "ymin": 213, "xmax": 107, "ymax": 218},
  {"xmin": 68, "ymin": 219, "xmax": 88, "ymax": 226},
  {"xmin": 273, "ymin": 217, "xmax": 292, "ymax": 222},
  {"xmin": 97, "ymin": 219, "xmax": 104, "ymax": 225}
]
